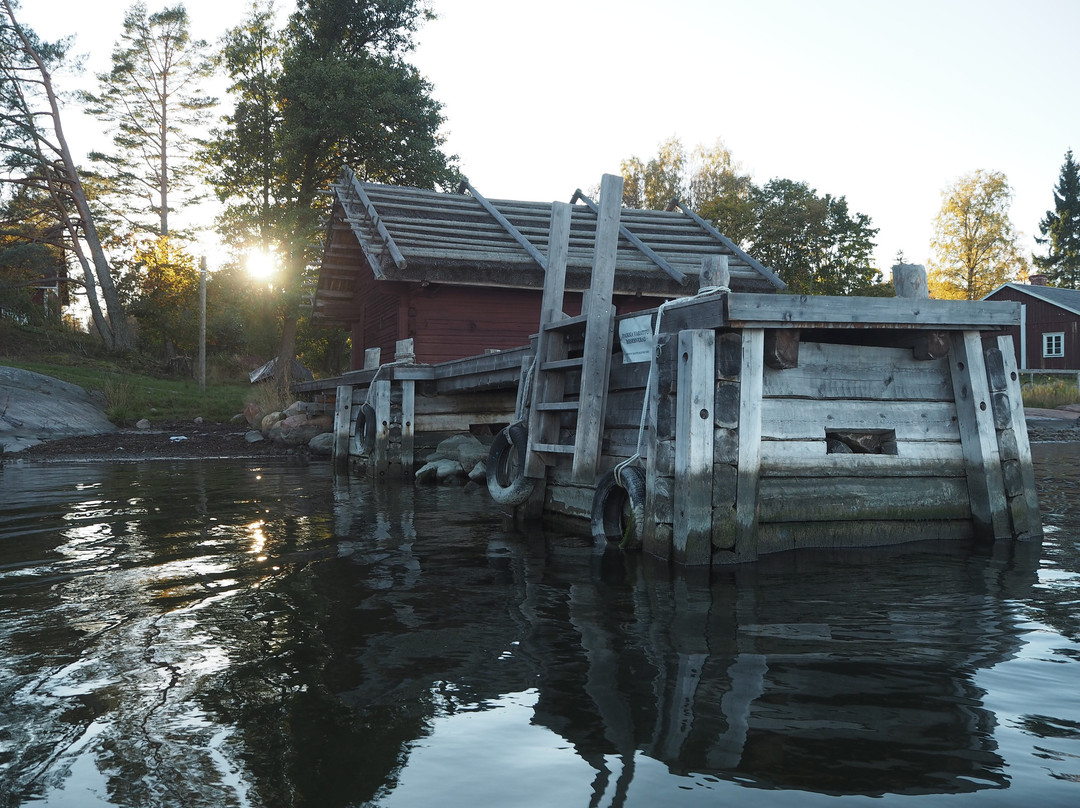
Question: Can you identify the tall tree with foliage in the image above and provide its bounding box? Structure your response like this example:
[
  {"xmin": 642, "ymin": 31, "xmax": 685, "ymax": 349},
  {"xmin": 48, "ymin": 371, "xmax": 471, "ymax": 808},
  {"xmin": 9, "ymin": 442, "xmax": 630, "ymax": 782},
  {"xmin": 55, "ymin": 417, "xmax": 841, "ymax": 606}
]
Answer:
[
  {"xmin": 1034, "ymin": 149, "xmax": 1080, "ymax": 289},
  {"xmin": 0, "ymin": 0, "xmax": 132, "ymax": 349},
  {"xmin": 127, "ymin": 235, "xmax": 199, "ymax": 356},
  {"xmin": 205, "ymin": 0, "xmax": 456, "ymax": 389},
  {"xmin": 748, "ymin": 178, "xmax": 880, "ymax": 295},
  {"xmin": 928, "ymin": 170, "xmax": 1028, "ymax": 300},
  {"xmin": 81, "ymin": 2, "xmax": 215, "ymax": 239}
]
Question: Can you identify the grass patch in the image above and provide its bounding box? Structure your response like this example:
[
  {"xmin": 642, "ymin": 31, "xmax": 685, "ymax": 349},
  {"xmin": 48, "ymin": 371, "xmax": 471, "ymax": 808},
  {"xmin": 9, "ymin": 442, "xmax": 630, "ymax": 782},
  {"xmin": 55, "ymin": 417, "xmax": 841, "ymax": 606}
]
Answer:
[
  {"xmin": 1021, "ymin": 376, "xmax": 1080, "ymax": 410},
  {"xmin": 2, "ymin": 359, "xmax": 253, "ymax": 424}
]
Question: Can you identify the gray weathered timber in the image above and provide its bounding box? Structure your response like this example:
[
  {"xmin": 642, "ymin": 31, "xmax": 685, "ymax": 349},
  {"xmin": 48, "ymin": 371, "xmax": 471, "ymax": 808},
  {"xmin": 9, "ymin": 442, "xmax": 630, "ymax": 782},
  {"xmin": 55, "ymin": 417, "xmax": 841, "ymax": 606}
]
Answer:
[
  {"xmin": 892, "ymin": 264, "xmax": 929, "ymax": 299},
  {"xmin": 734, "ymin": 329, "xmax": 765, "ymax": 562},
  {"xmin": 526, "ymin": 201, "xmax": 573, "ymax": 479},
  {"xmin": 763, "ymin": 342, "xmax": 953, "ymax": 401},
  {"xmin": 726, "ymin": 294, "xmax": 1020, "ymax": 330},
  {"xmin": 572, "ymin": 174, "xmax": 621, "ymax": 484},
  {"xmin": 757, "ymin": 476, "xmax": 971, "ymax": 523},
  {"xmin": 674, "ymin": 329, "xmax": 715, "ymax": 565},
  {"xmin": 333, "ymin": 383, "xmax": 353, "ymax": 461},
  {"xmin": 990, "ymin": 335, "xmax": 1043, "ymax": 537},
  {"xmin": 756, "ymin": 519, "xmax": 978, "ymax": 555},
  {"xmin": 643, "ymin": 333, "xmax": 674, "ymax": 560},
  {"xmin": 760, "ymin": 399, "xmax": 961, "ymax": 442},
  {"xmin": 370, "ymin": 380, "xmax": 392, "ymax": 478},
  {"xmin": 949, "ymin": 331, "xmax": 1010, "ymax": 539},
  {"xmin": 345, "ymin": 167, "xmax": 407, "ymax": 270}
]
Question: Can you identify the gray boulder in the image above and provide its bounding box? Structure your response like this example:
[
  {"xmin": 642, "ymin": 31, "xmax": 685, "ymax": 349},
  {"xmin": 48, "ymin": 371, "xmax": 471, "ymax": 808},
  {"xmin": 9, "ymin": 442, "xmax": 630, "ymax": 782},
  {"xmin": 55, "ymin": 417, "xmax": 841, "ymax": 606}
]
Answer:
[{"xmin": 0, "ymin": 367, "xmax": 116, "ymax": 453}]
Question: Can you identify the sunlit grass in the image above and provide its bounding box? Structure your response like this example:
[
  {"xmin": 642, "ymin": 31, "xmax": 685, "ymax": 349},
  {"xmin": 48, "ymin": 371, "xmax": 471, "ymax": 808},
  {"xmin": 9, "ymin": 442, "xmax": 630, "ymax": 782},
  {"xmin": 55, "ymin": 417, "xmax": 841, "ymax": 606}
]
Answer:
[
  {"xmin": 1021, "ymin": 377, "xmax": 1080, "ymax": 410},
  {"xmin": 1, "ymin": 359, "xmax": 251, "ymax": 424}
]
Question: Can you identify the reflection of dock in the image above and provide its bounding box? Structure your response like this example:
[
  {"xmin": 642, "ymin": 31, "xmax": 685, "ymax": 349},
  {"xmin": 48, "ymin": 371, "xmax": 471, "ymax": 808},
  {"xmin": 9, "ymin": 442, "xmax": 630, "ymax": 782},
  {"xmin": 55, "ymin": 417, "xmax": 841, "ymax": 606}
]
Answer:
[
  {"xmin": 304, "ymin": 173, "xmax": 1042, "ymax": 565},
  {"xmin": 311, "ymin": 481, "xmax": 1042, "ymax": 799}
]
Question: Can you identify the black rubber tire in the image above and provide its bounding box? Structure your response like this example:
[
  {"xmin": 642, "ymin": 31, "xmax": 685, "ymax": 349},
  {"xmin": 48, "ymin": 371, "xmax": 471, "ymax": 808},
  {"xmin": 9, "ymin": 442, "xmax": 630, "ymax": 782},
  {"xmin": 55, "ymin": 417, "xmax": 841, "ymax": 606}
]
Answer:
[
  {"xmin": 486, "ymin": 423, "xmax": 534, "ymax": 506},
  {"xmin": 590, "ymin": 465, "xmax": 647, "ymax": 548},
  {"xmin": 358, "ymin": 402, "xmax": 377, "ymax": 455}
]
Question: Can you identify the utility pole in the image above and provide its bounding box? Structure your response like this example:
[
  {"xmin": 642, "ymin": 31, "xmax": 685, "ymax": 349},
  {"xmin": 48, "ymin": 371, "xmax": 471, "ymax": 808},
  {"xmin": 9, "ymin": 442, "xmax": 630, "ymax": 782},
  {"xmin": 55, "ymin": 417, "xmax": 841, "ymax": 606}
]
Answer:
[{"xmin": 198, "ymin": 256, "xmax": 207, "ymax": 392}]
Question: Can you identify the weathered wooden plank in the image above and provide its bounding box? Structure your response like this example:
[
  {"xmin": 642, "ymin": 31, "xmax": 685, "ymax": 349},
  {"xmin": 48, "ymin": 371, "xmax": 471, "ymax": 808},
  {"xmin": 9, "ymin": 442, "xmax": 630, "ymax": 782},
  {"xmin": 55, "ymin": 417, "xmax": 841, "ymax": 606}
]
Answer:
[
  {"xmin": 572, "ymin": 174, "xmax": 621, "ymax": 484},
  {"xmin": 758, "ymin": 476, "xmax": 972, "ymax": 522},
  {"xmin": 414, "ymin": 390, "xmax": 517, "ymax": 416},
  {"xmin": 992, "ymin": 335, "xmax": 1043, "ymax": 537},
  {"xmin": 761, "ymin": 342, "xmax": 953, "ymax": 401},
  {"xmin": 333, "ymin": 384, "xmax": 352, "ymax": 461},
  {"xmin": 643, "ymin": 335, "xmax": 673, "ymax": 561},
  {"xmin": 753, "ymin": 519, "xmax": 977, "ymax": 557},
  {"xmin": 735, "ymin": 329, "xmax": 765, "ymax": 560},
  {"xmin": 674, "ymin": 329, "xmax": 715, "ymax": 566},
  {"xmin": 759, "ymin": 439, "xmax": 966, "ymax": 476},
  {"xmin": 413, "ymin": 412, "xmax": 514, "ymax": 431},
  {"xmin": 370, "ymin": 380, "xmax": 391, "ymax": 477},
  {"xmin": 400, "ymin": 379, "xmax": 415, "ymax": 471},
  {"xmin": 949, "ymin": 330, "xmax": 1010, "ymax": 539},
  {"xmin": 760, "ymin": 398, "xmax": 960, "ymax": 442},
  {"xmin": 726, "ymin": 292, "xmax": 1020, "ymax": 330},
  {"xmin": 527, "ymin": 201, "xmax": 574, "ymax": 479}
]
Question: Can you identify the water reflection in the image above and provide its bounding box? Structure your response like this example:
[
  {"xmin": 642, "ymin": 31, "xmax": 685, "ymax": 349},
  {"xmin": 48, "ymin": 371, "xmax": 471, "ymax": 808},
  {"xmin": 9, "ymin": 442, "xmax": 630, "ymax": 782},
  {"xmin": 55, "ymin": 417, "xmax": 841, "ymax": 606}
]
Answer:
[{"xmin": 1, "ymin": 451, "xmax": 1078, "ymax": 807}]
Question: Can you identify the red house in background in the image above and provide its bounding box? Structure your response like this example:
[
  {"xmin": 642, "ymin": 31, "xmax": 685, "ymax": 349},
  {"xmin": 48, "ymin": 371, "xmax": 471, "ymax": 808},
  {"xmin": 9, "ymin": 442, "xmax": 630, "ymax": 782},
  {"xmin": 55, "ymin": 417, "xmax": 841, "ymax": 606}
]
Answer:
[
  {"xmin": 983, "ymin": 276, "xmax": 1080, "ymax": 370},
  {"xmin": 311, "ymin": 168, "xmax": 785, "ymax": 368}
]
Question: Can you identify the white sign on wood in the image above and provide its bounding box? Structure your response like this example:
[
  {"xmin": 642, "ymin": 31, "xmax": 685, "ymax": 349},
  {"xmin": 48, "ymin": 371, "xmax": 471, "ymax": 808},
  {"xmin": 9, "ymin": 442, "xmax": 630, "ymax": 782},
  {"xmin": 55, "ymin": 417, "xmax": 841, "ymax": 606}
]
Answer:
[{"xmin": 619, "ymin": 315, "xmax": 654, "ymax": 363}]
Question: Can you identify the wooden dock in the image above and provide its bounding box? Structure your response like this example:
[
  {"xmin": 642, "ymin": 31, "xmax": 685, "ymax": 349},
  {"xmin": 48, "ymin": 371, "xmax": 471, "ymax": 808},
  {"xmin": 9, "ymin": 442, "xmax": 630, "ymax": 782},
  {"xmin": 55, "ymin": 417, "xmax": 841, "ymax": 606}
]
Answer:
[{"xmin": 302, "ymin": 174, "xmax": 1042, "ymax": 564}]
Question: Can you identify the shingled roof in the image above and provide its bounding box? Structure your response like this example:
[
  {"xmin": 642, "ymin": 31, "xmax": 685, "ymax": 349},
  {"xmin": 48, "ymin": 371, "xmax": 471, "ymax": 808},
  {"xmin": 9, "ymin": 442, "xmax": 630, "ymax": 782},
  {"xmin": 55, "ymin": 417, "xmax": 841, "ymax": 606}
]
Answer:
[{"xmin": 312, "ymin": 167, "xmax": 785, "ymax": 327}]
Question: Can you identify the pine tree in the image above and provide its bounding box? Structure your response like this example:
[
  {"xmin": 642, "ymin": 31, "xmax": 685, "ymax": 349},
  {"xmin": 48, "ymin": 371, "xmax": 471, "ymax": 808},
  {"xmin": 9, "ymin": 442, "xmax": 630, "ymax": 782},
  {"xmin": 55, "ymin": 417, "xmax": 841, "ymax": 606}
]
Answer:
[{"xmin": 1034, "ymin": 149, "xmax": 1080, "ymax": 288}]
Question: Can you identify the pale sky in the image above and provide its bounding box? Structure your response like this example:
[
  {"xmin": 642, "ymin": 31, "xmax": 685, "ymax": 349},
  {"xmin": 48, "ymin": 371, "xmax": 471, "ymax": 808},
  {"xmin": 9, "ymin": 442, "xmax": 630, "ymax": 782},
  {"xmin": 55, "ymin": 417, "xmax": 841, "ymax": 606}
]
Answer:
[{"xmin": 18, "ymin": 0, "xmax": 1080, "ymax": 275}]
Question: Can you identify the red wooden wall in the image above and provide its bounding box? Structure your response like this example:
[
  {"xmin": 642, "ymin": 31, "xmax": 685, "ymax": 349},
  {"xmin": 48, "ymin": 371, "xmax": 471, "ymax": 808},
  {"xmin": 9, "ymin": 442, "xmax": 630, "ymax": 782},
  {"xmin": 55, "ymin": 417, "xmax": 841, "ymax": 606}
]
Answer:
[
  {"xmin": 347, "ymin": 276, "xmax": 659, "ymax": 368},
  {"xmin": 985, "ymin": 287, "xmax": 1080, "ymax": 370}
]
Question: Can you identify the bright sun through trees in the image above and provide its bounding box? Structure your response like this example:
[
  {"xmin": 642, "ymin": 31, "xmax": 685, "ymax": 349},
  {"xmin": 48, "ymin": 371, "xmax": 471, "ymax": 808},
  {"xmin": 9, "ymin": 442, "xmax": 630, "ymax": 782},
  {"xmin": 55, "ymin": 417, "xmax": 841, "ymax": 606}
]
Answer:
[{"xmin": 245, "ymin": 248, "xmax": 277, "ymax": 280}]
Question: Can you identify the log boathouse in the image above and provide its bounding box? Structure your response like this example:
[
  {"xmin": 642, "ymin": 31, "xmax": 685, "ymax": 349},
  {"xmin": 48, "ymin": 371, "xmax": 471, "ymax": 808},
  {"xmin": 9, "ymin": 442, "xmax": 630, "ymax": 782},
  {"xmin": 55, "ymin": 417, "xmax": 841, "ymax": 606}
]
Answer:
[{"xmin": 302, "ymin": 170, "xmax": 1041, "ymax": 565}]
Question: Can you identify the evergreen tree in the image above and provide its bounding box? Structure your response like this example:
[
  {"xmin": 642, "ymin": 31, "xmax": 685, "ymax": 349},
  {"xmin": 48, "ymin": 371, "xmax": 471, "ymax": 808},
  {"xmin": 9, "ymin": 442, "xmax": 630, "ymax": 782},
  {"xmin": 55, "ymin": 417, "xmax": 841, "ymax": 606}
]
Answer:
[
  {"xmin": 81, "ymin": 2, "xmax": 215, "ymax": 239},
  {"xmin": 1034, "ymin": 149, "xmax": 1080, "ymax": 288}
]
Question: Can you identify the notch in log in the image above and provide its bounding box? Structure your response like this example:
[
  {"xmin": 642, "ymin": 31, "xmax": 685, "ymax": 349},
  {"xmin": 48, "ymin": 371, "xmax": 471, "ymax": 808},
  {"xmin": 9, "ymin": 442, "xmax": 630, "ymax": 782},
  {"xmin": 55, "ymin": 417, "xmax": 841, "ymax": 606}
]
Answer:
[{"xmin": 764, "ymin": 329, "xmax": 800, "ymax": 369}]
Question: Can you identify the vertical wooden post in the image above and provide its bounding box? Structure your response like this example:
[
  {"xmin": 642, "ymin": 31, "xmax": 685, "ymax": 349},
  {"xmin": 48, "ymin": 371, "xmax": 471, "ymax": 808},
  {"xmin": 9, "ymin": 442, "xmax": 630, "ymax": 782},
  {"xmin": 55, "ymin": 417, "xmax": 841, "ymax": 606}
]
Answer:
[
  {"xmin": 992, "ymin": 335, "xmax": 1042, "ymax": 537},
  {"xmin": 370, "ymin": 379, "xmax": 392, "ymax": 479},
  {"xmin": 363, "ymin": 347, "xmax": 381, "ymax": 370},
  {"xmin": 949, "ymin": 330, "xmax": 1010, "ymax": 539},
  {"xmin": 892, "ymin": 264, "xmax": 929, "ymax": 298},
  {"xmin": 395, "ymin": 339, "xmax": 415, "ymax": 473},
  {"xmin": 643, "ymin": 333, "xmax": 674, "ymax": 560},
  {"xmin": 333, "ymin": 384, "xmax": 353, "ymax": 462},
  {"xmin": 735, "ymin": 328, "xmax": 764, "ymax": 561},
  {"xmin": 674, "ymin": 329, "xmax": 715, "ymax": 565},
  {"xmin": 572, "ymin": 173, "xmax": 621, "ymax": 484}
]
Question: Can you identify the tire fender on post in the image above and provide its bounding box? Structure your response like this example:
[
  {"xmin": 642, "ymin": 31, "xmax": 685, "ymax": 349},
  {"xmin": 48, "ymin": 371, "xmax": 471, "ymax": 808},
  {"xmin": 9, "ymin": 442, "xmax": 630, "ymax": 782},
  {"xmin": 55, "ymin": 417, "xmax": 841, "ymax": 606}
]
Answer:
[
  {"xmin": 591, "ymin": 465, "xmax": 647, "ymax": 548},
  {"xmin": 486, "ymin": 423, "xmax": 535, "ymax": 506},
  {"xmin": 358, "ymin": 402, "xmax": 377, "ymax": 455}
]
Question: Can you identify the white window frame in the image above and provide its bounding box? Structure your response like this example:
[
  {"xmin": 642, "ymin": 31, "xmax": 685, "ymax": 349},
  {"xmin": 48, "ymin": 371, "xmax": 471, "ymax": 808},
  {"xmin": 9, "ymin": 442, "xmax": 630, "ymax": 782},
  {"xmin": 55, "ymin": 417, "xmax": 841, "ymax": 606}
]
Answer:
[{"xmin": 1043, "ymin": 332, "xmax": 1065, "ymax": 358}]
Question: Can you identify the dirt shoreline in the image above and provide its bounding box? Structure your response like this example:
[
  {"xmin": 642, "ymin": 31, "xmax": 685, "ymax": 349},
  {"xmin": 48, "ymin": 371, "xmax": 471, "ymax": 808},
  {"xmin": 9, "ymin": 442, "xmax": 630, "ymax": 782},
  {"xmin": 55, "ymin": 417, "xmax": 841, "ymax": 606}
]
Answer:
[
  {"xmin": 5, "ymin": 411, "xmax": 1078, "ymax": 465},
  {"xmin": 5, "ymin": 421, "xmax": 317, "ymax": 463}
]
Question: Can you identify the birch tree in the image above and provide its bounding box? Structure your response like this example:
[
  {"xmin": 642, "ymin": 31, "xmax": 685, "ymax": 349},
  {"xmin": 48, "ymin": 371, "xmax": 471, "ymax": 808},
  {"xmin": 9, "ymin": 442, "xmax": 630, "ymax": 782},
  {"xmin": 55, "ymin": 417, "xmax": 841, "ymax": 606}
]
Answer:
[{"xmin": 928, "ymin": 170, "xmax": 1028, "ymax": 300}]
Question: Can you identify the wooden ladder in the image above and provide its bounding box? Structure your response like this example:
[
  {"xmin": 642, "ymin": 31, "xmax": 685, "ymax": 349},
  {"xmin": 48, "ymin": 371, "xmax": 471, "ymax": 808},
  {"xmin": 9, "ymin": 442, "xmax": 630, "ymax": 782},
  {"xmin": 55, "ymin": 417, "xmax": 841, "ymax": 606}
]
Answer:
[{"xmin": 525, "ymin": 174, "xmax": 623, "ymax": 485}]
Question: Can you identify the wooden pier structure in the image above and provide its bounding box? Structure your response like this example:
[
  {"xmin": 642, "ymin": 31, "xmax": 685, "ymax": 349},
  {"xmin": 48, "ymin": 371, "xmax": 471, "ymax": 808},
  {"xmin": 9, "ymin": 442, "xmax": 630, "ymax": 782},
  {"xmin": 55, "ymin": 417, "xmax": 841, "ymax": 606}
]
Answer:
[{"xmin": 303, "ymin": 172, "xmax": 1042, "ymax": 565}]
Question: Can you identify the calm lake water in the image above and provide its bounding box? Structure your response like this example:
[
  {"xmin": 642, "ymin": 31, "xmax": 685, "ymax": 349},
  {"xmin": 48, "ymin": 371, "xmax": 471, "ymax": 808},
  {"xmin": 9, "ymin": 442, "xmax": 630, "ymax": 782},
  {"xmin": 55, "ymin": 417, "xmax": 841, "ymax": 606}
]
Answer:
[{"xmin": 1, "ymin": 443, "xmax": 1079, "ymax": 807}]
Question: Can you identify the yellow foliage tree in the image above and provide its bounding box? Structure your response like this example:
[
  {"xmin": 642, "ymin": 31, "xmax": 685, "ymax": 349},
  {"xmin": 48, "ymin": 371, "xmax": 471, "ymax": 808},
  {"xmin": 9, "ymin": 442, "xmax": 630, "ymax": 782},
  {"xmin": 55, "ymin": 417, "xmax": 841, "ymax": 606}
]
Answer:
[{"xmin": 928, "ymin": 170, "xmax": 1029, "ymax": 300}]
